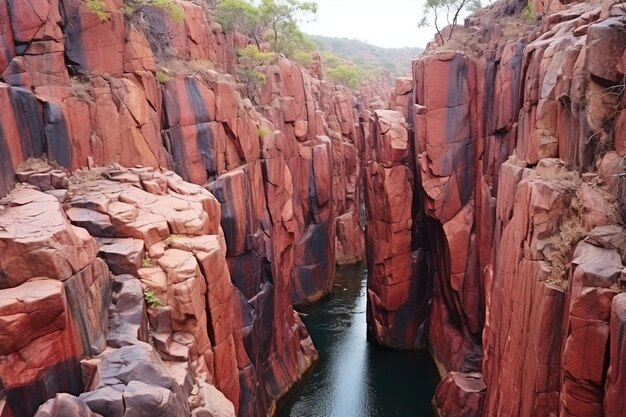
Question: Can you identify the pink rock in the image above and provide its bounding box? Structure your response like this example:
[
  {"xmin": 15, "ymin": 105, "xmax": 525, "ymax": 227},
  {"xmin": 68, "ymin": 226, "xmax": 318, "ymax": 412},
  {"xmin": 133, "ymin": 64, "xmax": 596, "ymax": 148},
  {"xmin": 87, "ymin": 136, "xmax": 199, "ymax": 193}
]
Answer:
[
  {"xmin": 0, "ymin": 187, "xmax": 92, "ymax": 288},
  {"xmin": 434, "ymin": 372, "xmax": 486, "ymax": 417},
  {"xmin": 35, "ymin": 393, "xmax": 101, "ymax": 417},
  {"xmin": 63, "ymin": 0, "xmax": 125, "ymax": 75},
  {"xmin": 604, "ymin": 293, "xmax": 626, "ymax": 417}
]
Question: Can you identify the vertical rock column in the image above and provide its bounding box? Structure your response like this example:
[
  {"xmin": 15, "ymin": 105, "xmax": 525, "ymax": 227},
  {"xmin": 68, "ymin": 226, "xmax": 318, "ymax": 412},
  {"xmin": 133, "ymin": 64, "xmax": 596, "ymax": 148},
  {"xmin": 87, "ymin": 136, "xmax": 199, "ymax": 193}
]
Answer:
[
  {"xmin": 322, "ymin": 86, "xmax": 365, "ymax": 266},
  {"xmin": 605, "ymin": 293, "xmax": 626, "ymax": 417},
  {"xmin": 258, "ymin": 57, "xmax": 337, "ymax": 305},
  {"xmin": 364, "ymin": 109, "xmax": 425, "ymax": 348},
  {"xmin": 482, "ymin": 161, "xmax": 581, "ymax": 417},
  {"xmin": 413, "ymin": 52, "xmax": 486, "ymax": 371},
  {"xmin": 559, "ymin": 239, "xmax": 623, "ymax": 417}
]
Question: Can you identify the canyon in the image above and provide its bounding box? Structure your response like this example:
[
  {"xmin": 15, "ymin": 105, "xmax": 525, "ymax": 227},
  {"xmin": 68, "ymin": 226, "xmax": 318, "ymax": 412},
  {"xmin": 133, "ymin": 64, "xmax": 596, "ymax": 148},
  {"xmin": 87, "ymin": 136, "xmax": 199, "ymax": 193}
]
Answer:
[{"xmin": 0, "ymin": 0, "xmax": 625, "ymax": 416}]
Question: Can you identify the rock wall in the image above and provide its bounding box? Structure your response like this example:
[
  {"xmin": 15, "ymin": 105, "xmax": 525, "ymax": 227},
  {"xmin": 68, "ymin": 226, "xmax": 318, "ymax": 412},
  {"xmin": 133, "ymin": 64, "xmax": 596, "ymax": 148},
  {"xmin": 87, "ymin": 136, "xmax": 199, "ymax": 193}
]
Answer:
[
  {"xmin": 364, "ymin": 0, "xmax": 626, "ymax": 416},
  {"xmin": 0, "ymin": 1, "xmax": 365, "ymax": 416},
  {"xmin": 364, "ymin": 109, "xmax": 431, "ymax": 348}
]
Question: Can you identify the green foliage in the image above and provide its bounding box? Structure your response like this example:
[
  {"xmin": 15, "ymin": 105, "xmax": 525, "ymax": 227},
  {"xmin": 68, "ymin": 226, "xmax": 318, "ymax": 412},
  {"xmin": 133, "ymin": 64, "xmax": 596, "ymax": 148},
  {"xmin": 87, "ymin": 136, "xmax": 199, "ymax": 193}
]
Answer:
[
  {"xmin": 86, "ymin": 0, "xmax": 108, "ymax": 21},
  {"xmin": 312, "ymin": 36, "xmax": 421, "ymax": 79},
  {"xmin": 142, "ymin": 257, "xmax": 156, "ymax": 268},
  {"xmin": 163, "ymin": 234, "xmax": 183, "ymax": 246},
  {"xmin": 214, "ymin": 0, "xmax": 317, "ymax": 55},
  {"xmin": 235, "ymin": 45, "xmax": 274, "ymax": 100},
  {"xmin": 521, "ymin": 5, "xmax": 536, "ymax": 23},
  {"xmin": 418, "ymin": 0, "xmax": 482, "ymax": 44},
  {"xmin": 258, "ymin": 126, "xmax": 269, "ymax": 139},
  {"xmin": 86, "ymin": 0, "xmax": 185, "ymax": 24},
  {"xmin": 144, "ymin": 289, "xmax": 164, "ymax": 308},
  {"xmin": 155, "ymin": 70, "xmax": 172, "ymax": 84},
  {"xmin": 326, "ymin": 64, "xmax": 365, "ymax": 89},
  {"xmin": 237, "ymin": 44, "xmax": 276, "ymax": 64},
  {"xmin": 292, "ymin": 50, "xmax": 314, "ymax": 67},
  {"xmin": 214, "ymin": 0, "xmax": 262, "ymax": 36},
  {"xmin": 260, "ymin": 0, "xmax": 317, "ymax": 55}
]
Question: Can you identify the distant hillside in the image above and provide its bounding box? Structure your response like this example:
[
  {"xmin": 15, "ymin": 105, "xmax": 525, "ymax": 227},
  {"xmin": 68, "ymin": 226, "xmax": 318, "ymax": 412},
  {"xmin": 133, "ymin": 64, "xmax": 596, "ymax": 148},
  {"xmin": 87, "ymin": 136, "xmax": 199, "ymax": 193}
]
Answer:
[{"xmin": 307, "ymin": 35, "xmax": 423, "ymax": 78}]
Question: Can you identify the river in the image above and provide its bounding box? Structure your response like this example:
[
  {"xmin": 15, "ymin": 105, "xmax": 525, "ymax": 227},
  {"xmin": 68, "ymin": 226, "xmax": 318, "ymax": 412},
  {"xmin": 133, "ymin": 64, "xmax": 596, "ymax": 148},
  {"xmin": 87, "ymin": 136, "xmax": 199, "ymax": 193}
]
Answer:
[{"xmin": 276, "ymin": 264, "xmax": 440, "ymax": 417}]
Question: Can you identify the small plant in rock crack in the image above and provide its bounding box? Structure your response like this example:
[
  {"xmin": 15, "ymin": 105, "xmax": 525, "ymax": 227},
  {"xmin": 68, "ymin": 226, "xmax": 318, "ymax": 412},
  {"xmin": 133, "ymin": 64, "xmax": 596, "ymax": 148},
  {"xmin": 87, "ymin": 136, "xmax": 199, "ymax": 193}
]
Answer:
[
  {"xmin": 258, "ymin": 126, "xmax": 269, "ymax": 139},
  {"xmin": 155, "ymin": 70, "xmax": 172, "ymax": 84},
  {"xmin": 163, "ymin": 234, "xmax": 183, "ymax": 246},
  {"xmin": 144, "ymin": 289, "xmax": 164, "ymax": 308},
  {"xmin": 86, "ymin": 0, "xmax": 185, "ymax": 23},
  {"xmin": 142, "ymin": 257, "xmax": 156, "ymax": 268}
]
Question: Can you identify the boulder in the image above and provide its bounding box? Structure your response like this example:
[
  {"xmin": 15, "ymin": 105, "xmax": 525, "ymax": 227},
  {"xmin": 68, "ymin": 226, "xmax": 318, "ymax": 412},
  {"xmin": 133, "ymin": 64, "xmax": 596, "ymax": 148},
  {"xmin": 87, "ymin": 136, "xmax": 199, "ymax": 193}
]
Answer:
[
  {"xmin": 35, "ymin": 393, "xmax": 102, "ymax": 417},
  {"xmin": 433, "ymin": 372, "xmax": 486, "ymax": 417}
]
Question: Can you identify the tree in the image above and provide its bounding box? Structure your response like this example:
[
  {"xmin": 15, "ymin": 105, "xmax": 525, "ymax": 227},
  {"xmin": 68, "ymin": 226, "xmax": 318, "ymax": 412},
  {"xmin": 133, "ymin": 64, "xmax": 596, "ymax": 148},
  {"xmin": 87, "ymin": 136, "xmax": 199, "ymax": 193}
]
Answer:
[
  {"xmin": 258, "ymin": 0, "xmax": 317, "ymax": 55},
  {"xmin": 213, "ymin": 0, "xmax": 265, "ymax": 47},
  {"xmin": 86, "ymin": 0, "xmax": 185, "ymax": 23},
  {"xmin": 214, "ymin": 0, "xmax": 317, "ymax": 54},
  {"xmin": 418, "ymin": 0, "xmax": 481, "ymax": 44},
  {"xmin": 235, "ymin": 45, "xmax": 275, "ymax": 101},
  {"xmin": 326, "ymin": 64, "xmax": 365, "ymax": 89}
]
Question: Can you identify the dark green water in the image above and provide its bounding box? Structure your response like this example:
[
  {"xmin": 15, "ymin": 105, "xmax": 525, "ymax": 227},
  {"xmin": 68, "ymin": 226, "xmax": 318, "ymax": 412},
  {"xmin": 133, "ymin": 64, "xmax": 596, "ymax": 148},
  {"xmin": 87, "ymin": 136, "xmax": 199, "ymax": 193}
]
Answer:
[{"xmin": 276, "ymin": 265, "xmax": 440, "ymax": 417}]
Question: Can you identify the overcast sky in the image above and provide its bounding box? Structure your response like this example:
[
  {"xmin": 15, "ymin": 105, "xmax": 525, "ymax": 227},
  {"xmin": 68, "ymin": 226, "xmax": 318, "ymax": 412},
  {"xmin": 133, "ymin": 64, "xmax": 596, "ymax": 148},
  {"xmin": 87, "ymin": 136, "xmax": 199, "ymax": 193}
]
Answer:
[{"xmin": 300, "ymin": 0, "xmax": 436, "ymax": 49}]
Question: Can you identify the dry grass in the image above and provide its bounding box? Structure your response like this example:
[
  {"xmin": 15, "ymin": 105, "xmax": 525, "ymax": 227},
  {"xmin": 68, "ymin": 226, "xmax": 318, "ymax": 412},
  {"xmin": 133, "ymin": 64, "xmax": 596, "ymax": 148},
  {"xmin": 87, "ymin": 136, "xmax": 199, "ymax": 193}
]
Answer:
[
  {"xmin": 161, "ymin": 59, "xmax": 217, "ymax": 78},
  {"xmin": 68, "ymin": 168, "xmax": 106, "ymax": 184},
  {"xmin": 536, "ymin": 163, "xmax": 583, "ymax": 187},
  {"xmin": 534, "ymin": 162, "xmax": 585, "ymax": 289},
  {"xmin": 546, "ymin": 215, "xmax": 585, "ymax": 289},
  {"xmin": 428, "ymin": 0, "xmax": 539, "ymax": 58},
  {"xmin": 142, "ymin": 257, "xmax": 157, "ymax": 268},
  {"xmin": 163, "ymin": 234, "xmax": 183, "ymax": 246},
  {"xmin": 16, "ymin": 156, "xmax": 60, "ymax": 173},
  {"xmin": 429, "ymin": 27, "xmax": 485, "ymax": 59},
  {"xmin": 70, "ymin": 77, "xmax": 92, "ymax": 101},
  {"xmin": 500, "ymin": 16, "xmax": 536, "ymax": 40}
]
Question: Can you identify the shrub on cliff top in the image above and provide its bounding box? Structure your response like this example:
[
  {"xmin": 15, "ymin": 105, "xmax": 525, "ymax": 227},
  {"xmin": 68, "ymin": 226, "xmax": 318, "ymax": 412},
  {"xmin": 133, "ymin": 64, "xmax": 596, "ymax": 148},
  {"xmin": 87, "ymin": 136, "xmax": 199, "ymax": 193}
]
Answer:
[
  {"xmin": 326, "ymin": 64, "xmax": 365, "ymax": 89},
  {"xmin": 418, "ymin": 0, "xmax": 482, "ymax": 45},
  {"xmin": 86, "ymin": 0, "xmax": 185, "ymax": 23},
  {"xmin": 214, "ymin": 0, "xmax": 317, "ymax": 55},
  {"xmin": 235, "ymin": 45, "xmax": 275, "ymax": 101}
]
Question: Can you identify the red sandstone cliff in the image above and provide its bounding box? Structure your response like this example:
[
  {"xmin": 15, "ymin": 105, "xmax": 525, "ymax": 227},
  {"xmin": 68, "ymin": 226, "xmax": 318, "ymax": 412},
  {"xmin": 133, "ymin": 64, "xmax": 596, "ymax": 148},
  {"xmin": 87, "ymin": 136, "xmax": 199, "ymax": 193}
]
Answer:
[
  {"xmin": 363, "ymin": 0, "xmax": 626, "ymax": 416},
  {"xmin": 0, "ymin": 1, "xmax": 365, "ymax": 416},
  {"xmin": 1, "ymin": 0, "xmax": 626, "ymax": 416}
]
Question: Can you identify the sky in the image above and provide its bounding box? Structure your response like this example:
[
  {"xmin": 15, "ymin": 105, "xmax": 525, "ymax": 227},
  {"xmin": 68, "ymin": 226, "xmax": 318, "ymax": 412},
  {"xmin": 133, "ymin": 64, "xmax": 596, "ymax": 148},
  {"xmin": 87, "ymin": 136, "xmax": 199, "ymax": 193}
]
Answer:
[{"xmin": 299, "ymin": 0, "xmax": 436, "ymax": 49}]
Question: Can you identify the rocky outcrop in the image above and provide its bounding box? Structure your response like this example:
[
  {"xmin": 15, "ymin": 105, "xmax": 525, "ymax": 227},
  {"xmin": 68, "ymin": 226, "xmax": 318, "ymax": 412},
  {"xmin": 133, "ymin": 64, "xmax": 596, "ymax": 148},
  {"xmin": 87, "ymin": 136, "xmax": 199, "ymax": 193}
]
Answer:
[
  {"xmin": 433, "ymin": 372, "xmax": 486, "ymax": 417},
  {"xmin": 0, "ymin": 0, "xmax": 367, "ymax": 415},
  {"xmin": 4, "ymin": 1, "xmax": 624, "ymax": 417},
  {"xmin": 0, "ymin": 185, "xmax": 111, "ymax": 417},
  {"xmin": 364, "ymin": 0, "xmax": 626, "ymax": 416}
]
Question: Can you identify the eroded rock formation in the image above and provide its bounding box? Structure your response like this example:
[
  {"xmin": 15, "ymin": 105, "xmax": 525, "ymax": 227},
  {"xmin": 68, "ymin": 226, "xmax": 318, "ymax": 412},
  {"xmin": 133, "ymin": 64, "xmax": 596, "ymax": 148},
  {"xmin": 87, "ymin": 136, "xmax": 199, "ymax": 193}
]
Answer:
[
  {"xmin": 361, "ymin": 0, "xmax": 626, "ymax": 416},
  {"xmin": 1, "ymin": 0, "xmax": 625, "ymax": 416},
  {"xmin": 0, "ymin": 1, "xmax": 366, "ymax": 416}
]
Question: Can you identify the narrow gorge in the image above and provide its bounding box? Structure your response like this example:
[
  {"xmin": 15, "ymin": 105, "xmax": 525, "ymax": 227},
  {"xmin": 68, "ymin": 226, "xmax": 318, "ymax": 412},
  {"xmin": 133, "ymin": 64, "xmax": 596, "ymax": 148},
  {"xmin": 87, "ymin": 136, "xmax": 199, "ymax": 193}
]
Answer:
[{"xmin": 0, "ymin": 0, "xmax": 624, "ymax": 416}]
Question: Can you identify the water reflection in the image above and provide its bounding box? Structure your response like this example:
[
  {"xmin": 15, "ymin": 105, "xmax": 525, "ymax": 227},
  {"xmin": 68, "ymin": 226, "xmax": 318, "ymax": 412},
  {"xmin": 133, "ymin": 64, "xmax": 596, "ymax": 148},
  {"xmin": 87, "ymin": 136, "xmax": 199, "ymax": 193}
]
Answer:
[{"xmin": 276, "ymin": 265, "xmax": 440, "ymax": 417}]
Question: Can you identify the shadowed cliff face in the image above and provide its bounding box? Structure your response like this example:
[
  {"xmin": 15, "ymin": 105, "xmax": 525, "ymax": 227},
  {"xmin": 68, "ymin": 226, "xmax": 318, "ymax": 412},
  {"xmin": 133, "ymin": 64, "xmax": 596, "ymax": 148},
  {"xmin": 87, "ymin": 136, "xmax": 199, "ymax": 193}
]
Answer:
[{"xmin": 363, "ymin": 1, "xmax": 626, "ymax": 417}]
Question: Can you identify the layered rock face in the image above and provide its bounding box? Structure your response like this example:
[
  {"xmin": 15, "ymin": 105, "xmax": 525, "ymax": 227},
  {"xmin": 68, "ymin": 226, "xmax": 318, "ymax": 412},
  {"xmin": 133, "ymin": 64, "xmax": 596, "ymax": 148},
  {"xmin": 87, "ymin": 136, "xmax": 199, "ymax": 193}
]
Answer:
[
  {"xmin": 0, "ymin": 1, "xmax": 365, "ymax": 416},
  {"xmin": 364, "ymin": 109, "xmax": 431, "ymax": 348},
  {"xmin": 0, "ymin": 168, "xmax": 254, "ymax": 417},
  {"xmin": 0, "ymin": 185, "xmax": 110, "ymax": 417},
  {"xmin": 362, "ymin": 0, "xmax": 626, "ymax": 416}
]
